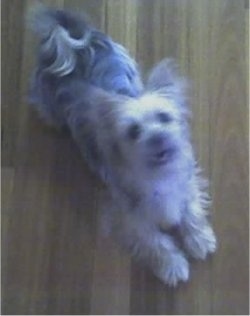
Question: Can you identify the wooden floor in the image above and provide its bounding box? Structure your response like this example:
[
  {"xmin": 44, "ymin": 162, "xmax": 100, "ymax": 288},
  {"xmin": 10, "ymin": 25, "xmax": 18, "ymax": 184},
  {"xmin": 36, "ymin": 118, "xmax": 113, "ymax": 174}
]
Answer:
[{"xmin": 2, "ymin": 0, "xmax": 249, "ymax": 314}]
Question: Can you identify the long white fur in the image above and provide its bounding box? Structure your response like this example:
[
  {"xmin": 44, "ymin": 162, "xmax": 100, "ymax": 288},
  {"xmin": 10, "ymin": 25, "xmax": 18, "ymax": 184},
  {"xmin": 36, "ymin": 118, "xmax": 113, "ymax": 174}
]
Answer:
[{"xmin": 29, "ymin": 7, "xmax": 217, "ymax": 286}]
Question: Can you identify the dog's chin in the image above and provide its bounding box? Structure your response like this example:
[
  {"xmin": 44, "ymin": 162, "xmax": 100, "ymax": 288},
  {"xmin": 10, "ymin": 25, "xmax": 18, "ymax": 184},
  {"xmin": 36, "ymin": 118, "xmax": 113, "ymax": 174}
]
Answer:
[{"xmin": 146, "ymin": 147, "xmax": 177, "ymax": 168}]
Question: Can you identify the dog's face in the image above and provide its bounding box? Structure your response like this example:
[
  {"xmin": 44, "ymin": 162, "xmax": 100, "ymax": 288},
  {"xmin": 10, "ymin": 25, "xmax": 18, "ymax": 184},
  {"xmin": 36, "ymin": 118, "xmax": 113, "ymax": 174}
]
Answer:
[
  {"xmin": 111, "ymin": 93, "xmax": 189, "ymax": 169},
  {"xmin": 96, "ymin": 59, "xmax": 190, "ymax": 174}
]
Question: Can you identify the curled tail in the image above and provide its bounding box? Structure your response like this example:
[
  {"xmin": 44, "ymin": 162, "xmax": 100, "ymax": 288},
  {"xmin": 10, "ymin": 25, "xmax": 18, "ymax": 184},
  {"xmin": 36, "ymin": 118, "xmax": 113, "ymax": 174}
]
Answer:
[
  {"xmin": 28, "ymin": 6, "xmax": 96, "ymax": 127},
  {"xmin": 28, "ymin": 6, "xmax": 142, "ymax": 127},
  {"xmin": 28, "ymin": 6, "xmax": 93, "ymax": 76}
]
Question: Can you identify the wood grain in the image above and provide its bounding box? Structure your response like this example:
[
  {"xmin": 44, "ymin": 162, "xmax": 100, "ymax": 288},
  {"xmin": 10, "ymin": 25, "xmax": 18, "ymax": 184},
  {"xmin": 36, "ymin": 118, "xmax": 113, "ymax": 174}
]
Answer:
[{"xmin": 2, "ymin": 0, "xmax": 249, "ymax": 314}]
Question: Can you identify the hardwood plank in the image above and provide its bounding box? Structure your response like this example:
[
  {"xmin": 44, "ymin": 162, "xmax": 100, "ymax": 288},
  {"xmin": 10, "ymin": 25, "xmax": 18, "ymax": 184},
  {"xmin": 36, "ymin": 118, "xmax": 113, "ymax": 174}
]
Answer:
[
  {"xmin": 1, "ymin": 0, "xmax": 25, "ymax": 167},
  {"xmin": 90, "ymin": 231, "xmax": 130, "ymax": 315},
  {"xmin": 208, "ymin": 1, "xmax": 249, "ymax": 314},
  {"xmin": 106, "ymin": 0, "xmax": 138, "ymax": 57}
]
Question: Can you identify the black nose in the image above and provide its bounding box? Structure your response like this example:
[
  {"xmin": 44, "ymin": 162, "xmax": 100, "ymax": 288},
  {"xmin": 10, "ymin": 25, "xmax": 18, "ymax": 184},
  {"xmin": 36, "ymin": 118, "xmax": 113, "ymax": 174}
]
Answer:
[{"xmin": 147, "ymin": 132, "xmax": 168, "ymax": 148}]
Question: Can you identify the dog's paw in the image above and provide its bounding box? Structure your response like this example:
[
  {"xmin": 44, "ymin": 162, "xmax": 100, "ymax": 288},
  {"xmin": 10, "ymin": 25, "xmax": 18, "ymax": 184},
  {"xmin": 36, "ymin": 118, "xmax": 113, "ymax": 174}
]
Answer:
[
  {"xmin": 156, "ymin": 253, "xmax": 189, "ymax": 287},
  {"xmin": 184, "ymin": 226, "xmax": 217, "ymax": 260}
]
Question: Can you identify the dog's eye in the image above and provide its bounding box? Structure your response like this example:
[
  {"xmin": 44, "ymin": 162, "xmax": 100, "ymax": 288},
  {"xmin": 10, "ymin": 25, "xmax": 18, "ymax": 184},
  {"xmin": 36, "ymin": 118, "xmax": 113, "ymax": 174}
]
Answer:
[
  {"xmin": 127, "ymin": 123, "xmax": 141, "ymax": 140},
  {"xmin": 157, "ymin": 112, "xmax": 172, "ymax": 123}
]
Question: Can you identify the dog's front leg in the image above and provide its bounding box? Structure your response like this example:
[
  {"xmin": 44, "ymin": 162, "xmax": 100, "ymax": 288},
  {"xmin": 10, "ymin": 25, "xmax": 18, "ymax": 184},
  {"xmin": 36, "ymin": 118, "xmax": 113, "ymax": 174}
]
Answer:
[
  {"xmin": 179, "ymin": 175, "xmax": 217, "ymax": 260},
  {"xmin": 118, "ymin": 222, "xmax": 190, "ymax": 286},
  {"xmin": 148, "ymin": 231, "xmax": 190, "ymax": 286}
]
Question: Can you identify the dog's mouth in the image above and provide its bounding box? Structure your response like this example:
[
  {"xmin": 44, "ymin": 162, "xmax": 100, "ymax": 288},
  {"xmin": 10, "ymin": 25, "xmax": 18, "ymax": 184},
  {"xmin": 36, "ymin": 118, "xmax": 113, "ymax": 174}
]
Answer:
[{"xmin": 148, "ymin": 147, "xmax": 176, "ymax": 167}]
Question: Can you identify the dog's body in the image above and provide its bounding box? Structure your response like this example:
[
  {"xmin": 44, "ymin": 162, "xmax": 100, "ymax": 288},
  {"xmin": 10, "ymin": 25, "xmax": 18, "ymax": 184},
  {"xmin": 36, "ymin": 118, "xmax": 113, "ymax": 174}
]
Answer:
[{"xmin": 29, "ymin": 7, "xmax": 216, "ymax": 286}]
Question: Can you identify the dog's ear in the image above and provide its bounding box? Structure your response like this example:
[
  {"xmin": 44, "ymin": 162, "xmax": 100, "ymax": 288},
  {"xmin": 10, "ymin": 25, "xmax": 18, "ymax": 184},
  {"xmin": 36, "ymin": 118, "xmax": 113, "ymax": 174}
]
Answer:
[{"xmin": 146, "ymin": 58, "xmax": 189, "ymax": 108}]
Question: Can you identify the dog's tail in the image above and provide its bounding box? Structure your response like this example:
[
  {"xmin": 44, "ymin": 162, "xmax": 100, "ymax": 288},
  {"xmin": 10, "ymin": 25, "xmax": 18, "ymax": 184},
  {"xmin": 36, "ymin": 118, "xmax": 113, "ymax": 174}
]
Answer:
[
  {"xmin": 28, "ymin": 5, "xmax": 94, "ymax": 77},
  {"xmin": 28, "ymin": 6, "xmax": 142, "ymax": 127},
  {"xmin": 27, "ymin": 6, "xmax": 95, "ymax": 126}
]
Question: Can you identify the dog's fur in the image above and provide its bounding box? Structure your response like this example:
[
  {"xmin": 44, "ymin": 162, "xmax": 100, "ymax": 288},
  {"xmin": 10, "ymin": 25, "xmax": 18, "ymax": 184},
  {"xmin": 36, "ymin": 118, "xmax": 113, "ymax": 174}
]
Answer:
[{"xmin": 29, "ymin": 7, "xmax": 216, "ymax": 286}]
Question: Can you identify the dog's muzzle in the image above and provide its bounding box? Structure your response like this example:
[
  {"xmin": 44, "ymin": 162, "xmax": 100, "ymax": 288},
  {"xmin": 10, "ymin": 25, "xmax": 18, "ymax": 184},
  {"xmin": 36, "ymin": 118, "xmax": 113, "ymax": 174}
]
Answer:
[{"xmin": 146, "ymin": 132, "xmax": 176, "ymax": 166}]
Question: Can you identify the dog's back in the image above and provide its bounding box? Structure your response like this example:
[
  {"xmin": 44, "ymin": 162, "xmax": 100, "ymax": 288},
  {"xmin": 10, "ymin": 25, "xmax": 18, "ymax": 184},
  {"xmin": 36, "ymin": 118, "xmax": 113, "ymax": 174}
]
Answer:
[{"xmin": 28, "ymin": 6, "xmax": 142, "ymax": 127}]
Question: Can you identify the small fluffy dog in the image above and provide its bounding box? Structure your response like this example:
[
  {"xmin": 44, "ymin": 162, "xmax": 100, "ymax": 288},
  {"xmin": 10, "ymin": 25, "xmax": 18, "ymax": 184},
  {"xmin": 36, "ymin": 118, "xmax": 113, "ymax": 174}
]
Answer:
[{"xmin": 29, "ymin": 7, "xmax": 216, "ymax": 286}]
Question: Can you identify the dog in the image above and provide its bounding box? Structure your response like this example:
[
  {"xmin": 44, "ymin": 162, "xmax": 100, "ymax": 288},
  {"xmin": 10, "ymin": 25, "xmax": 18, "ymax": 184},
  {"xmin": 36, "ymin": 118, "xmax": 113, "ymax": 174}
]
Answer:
[{"xmin": 28, "ymin": 6, "xmax": 216, "ymax": 286}]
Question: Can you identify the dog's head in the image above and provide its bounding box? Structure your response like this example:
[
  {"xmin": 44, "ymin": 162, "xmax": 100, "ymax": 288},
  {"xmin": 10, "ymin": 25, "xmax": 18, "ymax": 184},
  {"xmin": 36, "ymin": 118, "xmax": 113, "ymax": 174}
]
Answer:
[
  {"xmin": 102, "ymin": 59, "xmax": 191, "ymax": 171},
  {"xmin": 114, "ymin": 93, "xmax": 189, "ymax": 168}
]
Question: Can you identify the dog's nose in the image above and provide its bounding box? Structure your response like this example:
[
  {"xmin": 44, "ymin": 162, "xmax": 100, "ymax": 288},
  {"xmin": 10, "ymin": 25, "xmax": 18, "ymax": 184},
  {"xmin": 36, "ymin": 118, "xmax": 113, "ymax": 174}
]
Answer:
[{"xmin": 147, "ymin": 132, "xmax": 168, "ymax": 148}]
